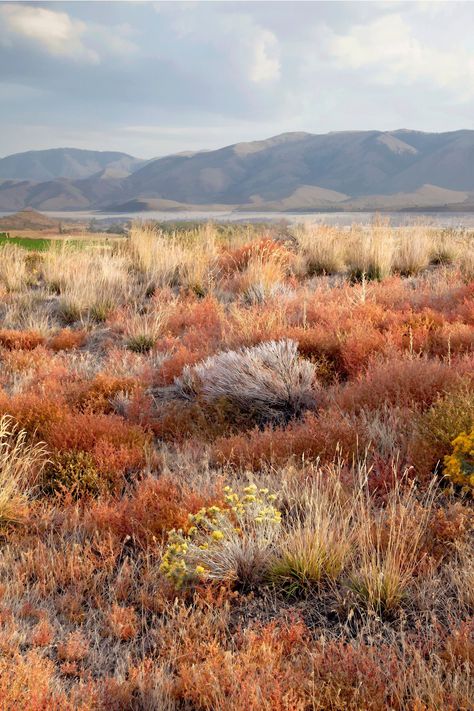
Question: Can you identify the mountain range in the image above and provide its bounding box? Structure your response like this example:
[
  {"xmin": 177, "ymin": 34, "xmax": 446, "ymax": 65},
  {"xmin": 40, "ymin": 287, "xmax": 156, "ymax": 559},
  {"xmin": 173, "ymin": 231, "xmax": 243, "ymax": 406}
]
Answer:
[{"xmin": 1, "ymin": 130, "xmax": 474, "ymax": 212}]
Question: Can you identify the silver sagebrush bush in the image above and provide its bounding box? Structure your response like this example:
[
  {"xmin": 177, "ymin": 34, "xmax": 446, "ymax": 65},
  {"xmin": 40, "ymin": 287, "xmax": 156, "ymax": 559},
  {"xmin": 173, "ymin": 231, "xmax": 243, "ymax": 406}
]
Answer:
[{"xmin": 170, "ymin": 339, "xmax": 316, "ymax": 424}]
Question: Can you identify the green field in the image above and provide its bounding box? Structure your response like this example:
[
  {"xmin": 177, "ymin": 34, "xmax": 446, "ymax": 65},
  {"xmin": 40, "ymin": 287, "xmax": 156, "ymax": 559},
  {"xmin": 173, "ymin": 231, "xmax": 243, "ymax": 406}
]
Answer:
[
  {"xmin": 0, "ymin": 233, "xmax": 118, "ymax": 251},
  {"xmin": 0, "ymin": 233, "xmax": 52, "ymax": 251}
]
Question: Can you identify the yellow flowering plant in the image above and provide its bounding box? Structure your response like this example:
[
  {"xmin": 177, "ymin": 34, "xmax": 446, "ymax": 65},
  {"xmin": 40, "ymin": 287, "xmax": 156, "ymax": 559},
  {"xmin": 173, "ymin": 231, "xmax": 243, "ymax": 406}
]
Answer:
[
  {"xmin": 443, "ymin": 428, "xmax": 474, "ymax": 495},
  {"xmin": 160, "ymin": 484, "xmax": 282, "ymax": 589}
]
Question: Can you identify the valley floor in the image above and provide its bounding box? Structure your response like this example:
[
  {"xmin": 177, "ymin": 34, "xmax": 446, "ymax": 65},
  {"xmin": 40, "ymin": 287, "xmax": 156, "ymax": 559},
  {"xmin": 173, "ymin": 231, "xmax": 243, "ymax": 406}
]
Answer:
[{"xmin": 0, "ymin": 220, "xmax": 473, "ymax": 710}]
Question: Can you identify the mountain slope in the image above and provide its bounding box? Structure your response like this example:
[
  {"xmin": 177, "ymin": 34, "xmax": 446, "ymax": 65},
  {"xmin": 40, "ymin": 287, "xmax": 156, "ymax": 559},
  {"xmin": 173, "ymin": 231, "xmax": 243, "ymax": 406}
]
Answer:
[
  {"xmin": 0, "ymin": 148, "xmax": 145, "ymax": 182},
  {"xmin": 1, "ymin": 130, "xmax": 474, "ymax": 211},
  {"xmin": 119, "ymin": 129, "xmax": 474, "ymax": 207}
]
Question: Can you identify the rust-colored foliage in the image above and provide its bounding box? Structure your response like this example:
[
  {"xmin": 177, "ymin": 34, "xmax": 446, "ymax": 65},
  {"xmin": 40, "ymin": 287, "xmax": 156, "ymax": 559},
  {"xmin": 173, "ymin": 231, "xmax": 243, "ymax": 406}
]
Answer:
[
  {"xmin": 47, "ymin": 329, "xmax": 87, "ymax": 352},
  {"xmin": 87, "ymin": 475, "xmax": 223, "ymax": 546},
  {"xmin": 0, "ymin": 329, "xmax": 44, "ymax": 350}
]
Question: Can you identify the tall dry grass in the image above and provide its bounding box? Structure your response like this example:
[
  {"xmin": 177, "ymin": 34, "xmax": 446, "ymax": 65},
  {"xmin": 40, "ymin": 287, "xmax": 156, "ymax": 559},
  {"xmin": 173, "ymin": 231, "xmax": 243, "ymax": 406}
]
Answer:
[
  {"xmin": 345, "ymin": 220, "xmax": 395, "ymax": 281},
  {"xmin": 42, "ymin": 245, "xmax": 135, "ymax": 323},
  {"xmin": 270, "ymin": 471, "xmax": 355, "ymax": 594},
  {"xmin": 393, "ymin": 225, "xmax": 432, "ymax": 275},
  {"xmin": 0, "ymin": 415, "xmax": 48, "ymax": 526},
  {"xmin": 128, "ymin": 222, "xmax": 219, "ymax": 293},
  {"xmin": 0, "ymin": 245, "xmax": 28, "ymax": 292},
  {"xmin": 349, "ymin": 476, "xmax": 437, "ymax": 612},
  {"xmin": 293, "ymin": 223, "xmax": 344, "ymax": 275}
]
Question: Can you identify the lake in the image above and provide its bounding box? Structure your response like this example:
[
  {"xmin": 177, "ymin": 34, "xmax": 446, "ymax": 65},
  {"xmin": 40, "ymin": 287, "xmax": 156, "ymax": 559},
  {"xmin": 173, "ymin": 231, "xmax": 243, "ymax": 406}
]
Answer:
[{"xmin": 2, "ymin": 209, "xmax": 474, "ymax": 227}]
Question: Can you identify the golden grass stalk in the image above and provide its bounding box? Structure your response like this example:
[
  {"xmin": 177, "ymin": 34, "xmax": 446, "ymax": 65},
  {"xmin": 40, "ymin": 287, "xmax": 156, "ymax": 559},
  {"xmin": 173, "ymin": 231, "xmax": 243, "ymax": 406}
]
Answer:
[
  {"xmin": 128, "ymin": 222, "xmax": 218, "ymax": 293},
  {"xmin": 345, "ymin": 220, "xmax": 394, "ymax": 281},
  {"xmin": 0, "ymin": 415, "xmax": 48, "ymax": 526},
  {"xmin": 349, "ymin": 476, "xmax": 436, "ymax": 612},
  {"xmin": 393, "ymin": 226, "xmax": 432, "ymax": 275},
  {"xmin": 0, "ymin": 245, "xmax": 28, "ymax": 292},
  {"xmin": 123, "ymin": 304, "xmax": 168, "ymax": 353},
  {"xmin": 43, "ymin": 245, "xmax": 134, "ymax": 323},
  {"xmin": 293, "ymin": 223, "xmax": 344, "ymax": 275},
  {"xmin": 270, "ymin": 471, "xmax": 354, "ymax": 595}
]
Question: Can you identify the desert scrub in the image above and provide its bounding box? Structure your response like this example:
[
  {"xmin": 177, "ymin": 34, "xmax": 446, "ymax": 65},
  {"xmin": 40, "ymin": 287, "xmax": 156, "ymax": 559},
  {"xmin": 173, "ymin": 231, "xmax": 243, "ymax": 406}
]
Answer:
[
  {"xmin": 345, "ymin": 221, "xmax": 394, "ymax": 282},
  {"xmin": 42, "ymin": 450, "xmax": 102, "ymax": 497},
  {"xmin": 409, "ymin": 386, "xmax": 474, "ymax": 481},
  {"xmin": 160, "ymin": 484, "xmax": 281, "ymax": 589},
  {"xmin": 168, "ymin": 339, "xmax": 316, "ymax": 426},
  {"xmin": 444, "ymin": 429, "xmax": 474, "ymax": 494}
]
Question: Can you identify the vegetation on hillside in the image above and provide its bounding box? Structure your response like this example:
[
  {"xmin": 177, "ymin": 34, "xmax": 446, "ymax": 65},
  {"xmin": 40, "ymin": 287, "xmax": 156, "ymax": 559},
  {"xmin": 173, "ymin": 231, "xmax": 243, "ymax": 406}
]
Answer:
[{"xmin": 0, "ymin": 219, "xmax": 472, "ymax": 709}]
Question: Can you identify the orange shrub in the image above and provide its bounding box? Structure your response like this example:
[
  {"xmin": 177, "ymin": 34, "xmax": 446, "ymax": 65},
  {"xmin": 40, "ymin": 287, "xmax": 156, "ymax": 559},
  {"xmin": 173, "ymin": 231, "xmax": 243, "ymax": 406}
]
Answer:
[
  {"xmin": 338, "ymin": 323, "xmax": 388, "ymax": 378},
  {"xmin": 57, "ymin": 631, "xmax": 89, "ymax": 662},
  {"xmin": 154, "ymin": 343, "xmax": 207, "ymax": 386},
  {"xmin": 106, "ymin": 605, "xmax": 138, "ymax": 641},
  {"xmin": 164, "ymin": 295, "xmax": 223, "ymax": 340},
  {"xmin": 0, "ymin": 329, "xmax": 44, "ymax": 351},
  {"xmin": 174, "ymin": 619, "xmax": 310, "ymax": 711},
  {"xmin": 218, "ymin": 238, "xmax": 292, "ymax": 275},
  {"xmin": 334, "ymin": 356, "xmax": 472, "ymax": 414},
  {"xmin": 31, "ymin": 619, "xmax": 54, "ymax": 648},
  {"xmin": 47, "ymin": 329, "xmax": 87, "ymax": 352},
  {"xmin": 70, "ymin": 374, "xmax": 140, "ymax": 413}
]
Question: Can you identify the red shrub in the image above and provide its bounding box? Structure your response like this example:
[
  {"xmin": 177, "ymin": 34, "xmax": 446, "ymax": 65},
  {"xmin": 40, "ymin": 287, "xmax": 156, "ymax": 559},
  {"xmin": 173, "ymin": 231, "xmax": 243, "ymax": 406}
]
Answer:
[
  {"xmin": 164, "ymin": 295, "xmax": 223, "ymax": 339},
  {"xmin": 338, "ymin": 323, "xmax": 388, "ymax": 378},
  {"xmin": 213, "ymin": 407, "xmax": 363, "ymax": 469},
  {"xmin": 218, "ymin": 238, "xmax": 291, "ymax": 275},
  {"xmin": 87, "ymin": 475, "xmax": 223, "ymax": 546},
  {"xmin": 70, "ymin": 374, "xmax": 140, "ymax": 413},
  {"xmin": 334, "ymin": 356, "xmax": 472, "ymax": 414},
  {"xmin": 106, "ymin": 605, "xmax": 138, "ymax": 641},
  {"xmin": 154, "ymin": 343, "xmax": 205, "ymax": 386}
]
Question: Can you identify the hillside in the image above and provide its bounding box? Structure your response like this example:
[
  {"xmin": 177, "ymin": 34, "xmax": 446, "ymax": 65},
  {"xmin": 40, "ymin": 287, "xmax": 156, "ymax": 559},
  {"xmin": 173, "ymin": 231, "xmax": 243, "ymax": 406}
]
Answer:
[
  {"xmin": 0, "ymin": 207, "xmax": 61, "ymax": 231},
  {"xmin": 1, "ymin": 130, "xmax": 474, "ymax": 211},
  {"xmin": 0, "ymin": 148, "xmax": 145, "ymax": 182}
]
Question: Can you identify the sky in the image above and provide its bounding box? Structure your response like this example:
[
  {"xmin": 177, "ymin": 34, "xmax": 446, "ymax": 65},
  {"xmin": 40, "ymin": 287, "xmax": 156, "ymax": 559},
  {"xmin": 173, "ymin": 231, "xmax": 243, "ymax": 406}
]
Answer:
[{"xmin": 1, "ymin": 0, "xmax": 474, "ymax": 159}]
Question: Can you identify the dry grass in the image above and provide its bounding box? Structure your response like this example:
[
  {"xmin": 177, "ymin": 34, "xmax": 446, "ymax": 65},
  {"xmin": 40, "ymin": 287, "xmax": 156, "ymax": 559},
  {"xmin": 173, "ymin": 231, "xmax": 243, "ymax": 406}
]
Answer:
[
  {"xmin": 128, "ymin": 221, "xmax": 218, "ymax": 293},
  {"xmin": 345, "ymin": 220, "xmax": 395, "ymax": 281},
  {"xmin": 349, "ymin": 476, "xmax": 437, "ymax": 612},
  {"xmin": 393, "ymin": 225, "xmax": 432, "ymax": 275},
  {"xmin": 270, "ymin": 471, "xmax": 355, "ymax": 595},
  {"xmin": 0, "ymin": 415, "xmax": 48, "ymax": 526},
  {"xmin": 0, "ymin": 245, "xmax": 28, "ymax": 292},
  {"xmin": 293, "ymin": 223, "xmax": 344, "ymax": 275},
  {"xmin": 43, "ymin": 245, "xmax": 136, "ymax": 323}
]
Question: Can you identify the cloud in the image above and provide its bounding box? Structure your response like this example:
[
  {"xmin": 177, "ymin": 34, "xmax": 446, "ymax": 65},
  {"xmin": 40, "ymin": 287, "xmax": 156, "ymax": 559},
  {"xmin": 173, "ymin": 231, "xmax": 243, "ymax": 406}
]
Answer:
[
  {"xmin": 325, "ymin": 12, "xmax": 474, "ymax": 98},
  {"xmin": 155, "ymin": 3, "xmax": 280, "ymax": 85},
  {"xmin": 1, "ymin": 1, "xmax": 474, "ymax": 158},
  {"xmin": 249, "ymin": 29, "xmax": 280, "ymax": 83},
  {"xmin": 0, "ymin": 4, "xmax": 99, "ymax": 63},
  {"xmin": 0, "ymin": 4, "xmax": 139, "ymax": 64}
]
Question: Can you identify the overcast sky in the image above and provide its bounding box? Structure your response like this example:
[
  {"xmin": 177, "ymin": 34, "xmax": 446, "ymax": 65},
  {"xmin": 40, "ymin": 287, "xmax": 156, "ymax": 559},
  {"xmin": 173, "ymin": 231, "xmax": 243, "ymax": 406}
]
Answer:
[{"xmin": 1, "ymin": 1, "xmax": 473, "ymax": 159}]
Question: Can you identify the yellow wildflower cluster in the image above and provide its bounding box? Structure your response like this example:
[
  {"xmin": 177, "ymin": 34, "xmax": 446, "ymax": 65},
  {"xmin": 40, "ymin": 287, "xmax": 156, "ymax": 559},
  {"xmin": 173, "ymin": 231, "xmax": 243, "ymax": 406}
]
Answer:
[
  {"xmin": 160, "ymin": 484, "xmax": 281, "ymax": 589},
  {"xmin": 444, "ymin": 428, "xmax": 474, "ymax": 494},
  {"xmin": 223, "ymin": 484, "xmax": 281, "ymax": 525}
]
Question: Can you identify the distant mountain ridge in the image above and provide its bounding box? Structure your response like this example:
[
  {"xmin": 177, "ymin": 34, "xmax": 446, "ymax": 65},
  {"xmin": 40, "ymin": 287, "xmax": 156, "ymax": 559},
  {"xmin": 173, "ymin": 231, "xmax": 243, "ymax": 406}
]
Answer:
[
  {"xmin": 1, "ymin": 130, "xmax": 474, "ymax": 212},
  {"xmin": 0, "ymin": 148, "xmax": 145, "ymax": 182}
]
